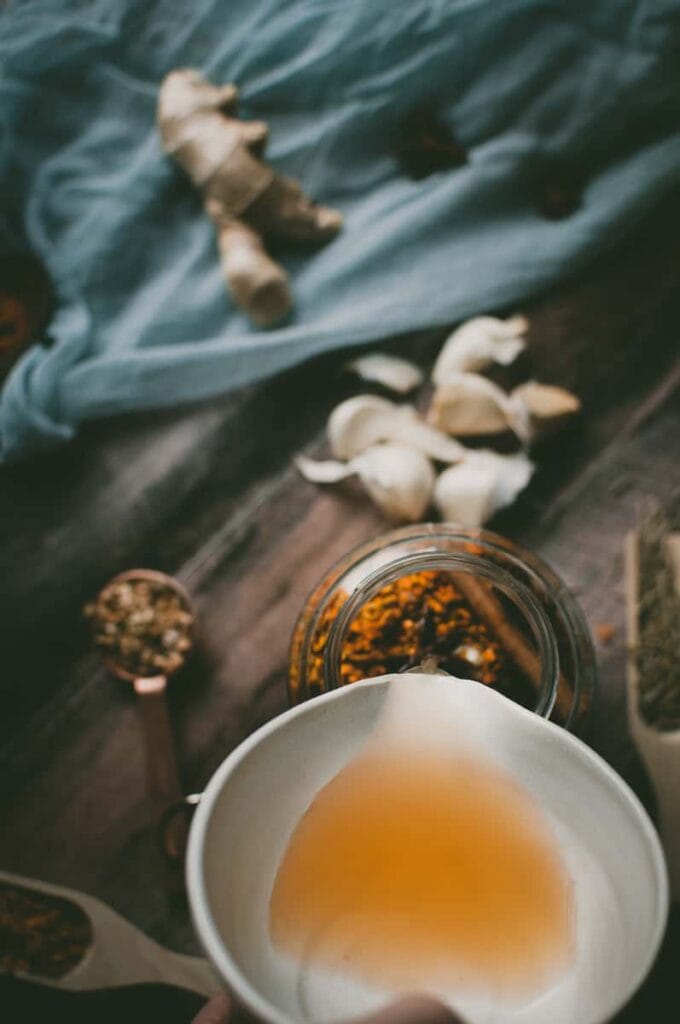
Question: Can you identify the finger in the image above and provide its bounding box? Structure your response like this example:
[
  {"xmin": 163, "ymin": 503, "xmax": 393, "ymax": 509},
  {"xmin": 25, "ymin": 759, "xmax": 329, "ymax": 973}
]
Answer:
[
  {"xmin": 192, "ymin": 990, "xmax": 233, "ymax": 1024},
  {"xmin": 355, "ymin": 994, "xmax": 467, "ymax": 1024}
]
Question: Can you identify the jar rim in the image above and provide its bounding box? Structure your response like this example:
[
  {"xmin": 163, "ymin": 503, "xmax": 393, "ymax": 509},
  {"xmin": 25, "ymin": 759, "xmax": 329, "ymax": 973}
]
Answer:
[
  {"xmin": 323, "ymin": 545, "xmax": 560, "ymax": 718},
  {"xmin": 289, "ymin": 523, "xmax": 597, "ymax": 728}
]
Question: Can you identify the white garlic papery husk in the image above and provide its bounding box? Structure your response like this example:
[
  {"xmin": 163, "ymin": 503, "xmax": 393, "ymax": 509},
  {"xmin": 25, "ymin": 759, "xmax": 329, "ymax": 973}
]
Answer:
[
  {"xmin": 295, "ymin": 455, "xmax": 354, "ymax": 484},
  {"xmin": 346, "ymin": 353, "xmax": 424, "ymax": 394},
  {"xmin": 296, "ymin": 443, "xmax": 435, "ymax": 522},
  {"xmin": 432, "ymin": 315, "xmax": 528, "ymax": 383},
  {"xmin": 429, "ymin": 372, "xmax": 530, "ymax": 442},
  {"xmin": 328, "ymin": 395, "xmax": 466, "ymax": 463},
  {"xmin": 434, "ymin": 450, "xmax": 534, "ymax": 527},
  {"xmin": 512, "ymin": 380, "xmax": 581, "ymax": 440}
]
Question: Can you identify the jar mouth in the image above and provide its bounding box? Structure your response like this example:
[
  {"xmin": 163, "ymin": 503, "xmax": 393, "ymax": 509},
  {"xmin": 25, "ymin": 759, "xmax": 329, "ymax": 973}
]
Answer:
[
  {"xmin": 324, "ymin": 548, "xmax": 560, "ymax": 719},
  {"xmin": 289, "ymin": 523, "xmax": 596, "ymax": 729}
]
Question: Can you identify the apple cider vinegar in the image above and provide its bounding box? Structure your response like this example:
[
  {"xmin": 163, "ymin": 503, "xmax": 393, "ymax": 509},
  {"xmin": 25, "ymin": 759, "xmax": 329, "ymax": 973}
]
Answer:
[{"xmin": 270, "ymin": 744, "xmax": 574, "ymax": 999}]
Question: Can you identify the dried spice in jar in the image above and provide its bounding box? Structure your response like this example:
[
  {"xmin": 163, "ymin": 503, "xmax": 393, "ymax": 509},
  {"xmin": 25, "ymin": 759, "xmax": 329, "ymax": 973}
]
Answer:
[
  {"xmin": 300, "ymin": 570, "xmax": 535, "ymax": 708},
  {"xmin": 0, "ymin": 881, "xmax": 92, "ymax": 978},
  {"xmin": 84, "ymin": 576, "xmax": 193, "ymax": 677},
  {"xmin": 289, "ymin": 527, "xmax": 595, "ymax": 727}
]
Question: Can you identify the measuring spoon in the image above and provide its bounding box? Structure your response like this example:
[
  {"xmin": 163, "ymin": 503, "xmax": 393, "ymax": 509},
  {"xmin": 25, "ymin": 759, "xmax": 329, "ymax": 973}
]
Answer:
[{"xmin": 93, "ymin": 568, "xmax": 195, "ymax": 807}]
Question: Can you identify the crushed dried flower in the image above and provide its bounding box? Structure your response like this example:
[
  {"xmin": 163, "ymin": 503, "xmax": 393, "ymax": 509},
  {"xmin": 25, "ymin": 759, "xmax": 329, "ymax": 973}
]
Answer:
[{"xmin": 84, "ymin": 577, "xmax": 194, "ymax": 677}]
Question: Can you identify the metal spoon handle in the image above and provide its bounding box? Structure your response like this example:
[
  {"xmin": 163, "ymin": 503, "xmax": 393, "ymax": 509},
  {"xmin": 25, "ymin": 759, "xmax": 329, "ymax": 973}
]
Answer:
[{"xmin": 133, "ymin": 675, "xmax": 182, "ymax": 804}]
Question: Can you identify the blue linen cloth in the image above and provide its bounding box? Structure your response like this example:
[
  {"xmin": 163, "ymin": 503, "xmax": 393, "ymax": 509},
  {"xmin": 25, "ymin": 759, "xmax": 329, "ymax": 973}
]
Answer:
[{"xmin": 1, "ymin": 0, "xmax": 679, "ymax": 460}]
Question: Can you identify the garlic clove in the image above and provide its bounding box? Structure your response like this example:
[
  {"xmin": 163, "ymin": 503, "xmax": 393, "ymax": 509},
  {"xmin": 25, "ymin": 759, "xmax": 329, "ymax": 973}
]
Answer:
[
  {"xmin": 328, "ymin": 395, "xmax": 466, "ymax": 463},
  {"xmin": 434, "ymin": 449, "xmax": 534, "ymax": 527},
  {"xmin": 433, "ymin": 462, "xmax": 496, "ymax": 527},
  {"xmin": 295, "ymin": 455, "xmax": 355, "ymax": 484},
  {"xmin": 432, "ymin": 315, "xmax": 527, "ymax": 382},
  {"xmin": 353, "ymin": 443, "xmax": 435, "ymax": 522},
  {"xmin": 428, "ymin": 372, "xmax": 530, "ymax": 442},
  {"xmin": 388, "ymin": 412, "xmax": 469, "ymax": 464},
  {"xmin": 512, "ymin": 381, "xmax": 581, "ymax": 440},
  {"xmin": 346, "ymin": 353, "xmax": 424, "ymax": 394},
  {"xmin": 328, "ymin": 395, "xmax": 397, "ymax": 459},
  {"xmin": 473, "ymin": 449, "xmax": 534, "ymax": 507},
  {"xmin": 296, "ymin": 443, "xmax": 435, "ymax": 523}
]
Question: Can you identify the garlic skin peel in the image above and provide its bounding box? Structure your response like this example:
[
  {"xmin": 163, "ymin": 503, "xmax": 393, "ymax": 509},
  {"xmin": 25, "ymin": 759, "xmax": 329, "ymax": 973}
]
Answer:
[
  {"xmin": 512, "ymin": 381, "xmax": 581, "ymax": 440},
  {"xmin": 429, "ymin": 373, "xmax": 530, "ymax": 442},
  {"xmin": 295, "ymin": 455, "xmax": 351, "ymax": 484},
  {"xmin": 347, "ymin": 353, "xmax": 423, "ymax": 394},
  {"xmin": 432, "ymin": 315, "xmax": 527, "ymax": 382},
  {"xmin": 434, "ymin": 450, "xmax": 534, "ymax": 527},
  {"xmin": 328, "ymin": 395, "xmax": 466, "ymax": 463},
  {"xmin": 296, "ymin": 443, "xmax": 435, "ymax": 522}
]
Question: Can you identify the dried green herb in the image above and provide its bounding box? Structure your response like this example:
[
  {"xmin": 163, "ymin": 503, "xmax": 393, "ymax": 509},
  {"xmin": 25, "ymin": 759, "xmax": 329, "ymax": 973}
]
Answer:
[
  {"xmin": 0, "ymin": 882, "xmax": 92, "ymax": 978},
  {"xmin": 84, "ymin": 577, "xmax": 193, "ymax": 677},
  {"xmin": 636, "ymin": 498, "xmax": 680, "ymax": 731}
]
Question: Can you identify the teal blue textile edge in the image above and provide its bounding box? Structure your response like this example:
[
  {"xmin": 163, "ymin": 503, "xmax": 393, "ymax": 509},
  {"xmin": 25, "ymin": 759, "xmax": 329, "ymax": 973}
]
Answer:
[{"xmin": 1, "ymin": 0, "xmax": 679, "ymax": 460}]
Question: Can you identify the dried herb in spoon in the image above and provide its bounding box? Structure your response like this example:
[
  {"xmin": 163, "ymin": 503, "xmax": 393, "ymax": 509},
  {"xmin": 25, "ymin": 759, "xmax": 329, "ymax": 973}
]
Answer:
[
  {"xmin": 0, "ymin": 882, "xmax": 92, "ymax": 979},
  {"xmin": 636, "ymin": 500, "xmax": 680, "ymax": 731},
  {"xmin": 84, "ymin": 577, "xmax": 193, "ymax": 677}
]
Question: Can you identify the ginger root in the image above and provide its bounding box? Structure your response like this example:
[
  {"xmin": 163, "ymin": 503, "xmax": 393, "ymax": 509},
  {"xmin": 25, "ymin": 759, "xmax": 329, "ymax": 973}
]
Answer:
[{"xmin": 157, "ymin": 69, "xmax": 342, "ymax": 326}]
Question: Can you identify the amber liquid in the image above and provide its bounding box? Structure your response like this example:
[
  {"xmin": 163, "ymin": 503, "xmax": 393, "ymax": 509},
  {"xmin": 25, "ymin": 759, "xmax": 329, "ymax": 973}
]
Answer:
[{"xmin": 270, "ymin": 745, "xmax": 574, "ymax": 999}]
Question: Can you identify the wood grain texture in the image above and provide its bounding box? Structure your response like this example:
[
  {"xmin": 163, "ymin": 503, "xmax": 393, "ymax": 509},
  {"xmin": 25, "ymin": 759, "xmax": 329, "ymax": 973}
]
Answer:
[{"xmin": 1, "ymin": 195, "xmax": 679, "ymax": 1016}]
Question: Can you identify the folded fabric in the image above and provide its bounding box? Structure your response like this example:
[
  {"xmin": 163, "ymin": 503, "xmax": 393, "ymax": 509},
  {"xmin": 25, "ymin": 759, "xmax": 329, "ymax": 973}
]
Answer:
[{"xmin": 1, "ymin": 0, "xmax": 679, "ymax": 460}]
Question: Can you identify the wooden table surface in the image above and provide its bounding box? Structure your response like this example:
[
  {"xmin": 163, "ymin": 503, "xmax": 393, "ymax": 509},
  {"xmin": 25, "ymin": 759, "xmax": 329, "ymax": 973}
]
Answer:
[{"xmin": 1, "ymin": 195, "xmax": 679, "ymax": 1022}]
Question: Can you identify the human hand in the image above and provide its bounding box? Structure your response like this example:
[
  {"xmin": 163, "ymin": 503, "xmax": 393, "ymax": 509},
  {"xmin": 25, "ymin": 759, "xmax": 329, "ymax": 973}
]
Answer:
[{"xmin": 192, "ymin": 991, "xmax": 466, "ymax": 1024}]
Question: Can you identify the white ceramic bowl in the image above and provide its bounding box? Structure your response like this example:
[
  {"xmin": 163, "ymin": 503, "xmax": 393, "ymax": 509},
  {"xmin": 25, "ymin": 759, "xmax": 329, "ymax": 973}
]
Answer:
[{"xmin": 187, "ymin": 676, "xmax": 668, "ymax": 1024}]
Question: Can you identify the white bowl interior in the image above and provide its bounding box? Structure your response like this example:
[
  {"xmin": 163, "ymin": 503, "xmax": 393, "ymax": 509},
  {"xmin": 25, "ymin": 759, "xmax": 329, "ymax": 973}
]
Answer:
[{"xmin": 188, "ymin": 677, "xmax": 667, "ymax": 1024}]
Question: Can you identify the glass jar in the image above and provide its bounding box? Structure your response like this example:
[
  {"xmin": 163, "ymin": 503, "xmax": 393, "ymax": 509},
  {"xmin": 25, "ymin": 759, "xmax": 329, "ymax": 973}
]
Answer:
[{"xmin": 289, "ymin": 524, "xmax": 596, "ymax": 731}]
